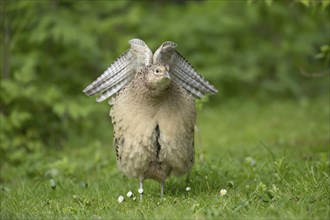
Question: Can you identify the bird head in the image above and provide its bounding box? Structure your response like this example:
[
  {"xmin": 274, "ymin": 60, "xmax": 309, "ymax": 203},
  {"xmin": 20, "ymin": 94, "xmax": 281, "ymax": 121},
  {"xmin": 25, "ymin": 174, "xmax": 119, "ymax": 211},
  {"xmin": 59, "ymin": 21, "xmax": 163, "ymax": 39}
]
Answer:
[{"xmin": 145, "ymin": 64, "xmax": 171, "ymax": 93}]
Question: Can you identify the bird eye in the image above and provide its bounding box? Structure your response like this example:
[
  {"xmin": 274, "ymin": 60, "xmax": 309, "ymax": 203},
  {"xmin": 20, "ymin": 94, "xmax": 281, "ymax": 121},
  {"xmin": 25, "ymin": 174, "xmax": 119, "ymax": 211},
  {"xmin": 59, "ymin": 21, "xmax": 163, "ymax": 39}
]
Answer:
[{"xmin": 155, "ymin": 69, "xmax": 160, "ymax": 74}]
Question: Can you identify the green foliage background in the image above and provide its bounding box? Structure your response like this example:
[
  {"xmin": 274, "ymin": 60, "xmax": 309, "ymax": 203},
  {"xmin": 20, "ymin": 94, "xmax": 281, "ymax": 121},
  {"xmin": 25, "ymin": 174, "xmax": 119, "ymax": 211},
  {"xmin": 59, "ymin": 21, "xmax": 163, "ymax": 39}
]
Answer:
[
  {"xmin": 0, "ymin": 0, "xmax": 329, "ymax": 179},
  {"xmin": 0, "ymin": 1, "xmax": 329, "ymax": 219}
]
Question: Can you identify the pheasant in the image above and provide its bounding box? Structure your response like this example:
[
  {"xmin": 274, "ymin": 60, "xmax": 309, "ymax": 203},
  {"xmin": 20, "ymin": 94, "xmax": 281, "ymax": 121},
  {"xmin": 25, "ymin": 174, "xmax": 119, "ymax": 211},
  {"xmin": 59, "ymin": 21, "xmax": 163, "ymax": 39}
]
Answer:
[{"xmin": 83, "ymin": 39, "xmax": 217, "ymax": 199}]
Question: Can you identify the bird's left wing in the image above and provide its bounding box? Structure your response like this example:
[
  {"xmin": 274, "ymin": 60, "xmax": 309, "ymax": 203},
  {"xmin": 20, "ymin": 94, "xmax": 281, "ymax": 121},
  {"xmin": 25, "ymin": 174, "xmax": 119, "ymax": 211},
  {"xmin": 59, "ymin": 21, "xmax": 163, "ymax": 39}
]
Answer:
[
  {"xmin": 83, "ymin": 39, "xmax": 153, "ymax": 103},
  {"xmin": 153, "ymin": 41, "xmax": 217, "ymax": 98}
]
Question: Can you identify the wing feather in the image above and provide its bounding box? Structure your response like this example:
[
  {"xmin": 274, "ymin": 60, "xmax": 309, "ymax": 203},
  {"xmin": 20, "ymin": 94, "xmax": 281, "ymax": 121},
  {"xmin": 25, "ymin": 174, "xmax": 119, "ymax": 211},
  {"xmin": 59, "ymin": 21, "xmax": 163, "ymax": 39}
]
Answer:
[
  {"xmin": 83, "ymin": 38, "xmax": 153, "ymax": 102},
  {"xmin": 171, "ymin": 75, "xmax": 204, "ymax": 98},
  {"xmin": 96, "ymin": 77, "xmax": 132, "ymax": 102},
  {"xmin": 173, "ymin": 52, "xmax": 218, "ymax": 94},
  {"xmin": 83, "ymin": 51, "xmax": 129, "ymax": 94},
  {"xmin": 172, "ymin": 64, "xmax": 212, "ymax": 94},
  {"xmin": 84, "ymin": 61, "xmax": 129, "ymax": 96},
  {"xmin": 153, "ymin": 41, "xmax": 217, "ymax": 98}
]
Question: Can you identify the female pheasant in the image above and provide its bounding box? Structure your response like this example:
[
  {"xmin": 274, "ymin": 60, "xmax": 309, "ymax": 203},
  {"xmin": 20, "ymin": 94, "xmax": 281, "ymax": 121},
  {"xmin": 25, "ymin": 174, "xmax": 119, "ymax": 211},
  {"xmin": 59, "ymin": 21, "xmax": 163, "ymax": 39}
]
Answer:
[{"xmin": 83, "ymin": 39, "xmax": 217, "ymax": 199}]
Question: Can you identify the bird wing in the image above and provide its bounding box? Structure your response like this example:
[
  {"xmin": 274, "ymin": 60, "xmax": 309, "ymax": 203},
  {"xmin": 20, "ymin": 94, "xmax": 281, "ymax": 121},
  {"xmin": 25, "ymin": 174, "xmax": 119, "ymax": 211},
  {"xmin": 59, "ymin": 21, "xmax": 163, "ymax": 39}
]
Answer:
[
  {"xmin": 153, "ymin": 41, "xmax": 218, "ymax": 98},
  {"xmin": 83, "ymin": 38, "xmax": 153, "ymax": 103}
]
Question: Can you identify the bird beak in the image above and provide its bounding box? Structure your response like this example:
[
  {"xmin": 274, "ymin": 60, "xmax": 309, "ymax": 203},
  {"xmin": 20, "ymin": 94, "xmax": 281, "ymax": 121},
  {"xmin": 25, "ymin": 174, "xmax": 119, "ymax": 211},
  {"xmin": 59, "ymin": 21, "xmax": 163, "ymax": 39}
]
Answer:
[{"xmin": 164, "ymin": 71, "xmax": 171, "ymax": 79}]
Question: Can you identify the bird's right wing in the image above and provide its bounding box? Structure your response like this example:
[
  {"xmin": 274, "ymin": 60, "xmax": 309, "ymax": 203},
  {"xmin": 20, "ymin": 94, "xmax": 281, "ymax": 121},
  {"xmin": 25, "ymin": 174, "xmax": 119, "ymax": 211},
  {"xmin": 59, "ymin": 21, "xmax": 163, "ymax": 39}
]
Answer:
[
  {"xmin": 153, "ymin": 41, "xmax": 217, "ymax": 98},
  {"xmin": 83, "ymin": 38, "xmax": 153, "ymax": 103}
]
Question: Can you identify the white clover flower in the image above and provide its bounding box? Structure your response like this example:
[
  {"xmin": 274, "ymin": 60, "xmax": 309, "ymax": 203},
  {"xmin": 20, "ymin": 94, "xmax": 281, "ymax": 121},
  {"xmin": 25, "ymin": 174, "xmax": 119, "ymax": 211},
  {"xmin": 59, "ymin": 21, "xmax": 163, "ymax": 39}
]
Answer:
[
  {"xmin": 133, "ymin": 197, "xmax": 137, "ymax": 201},
  {"xmin": 138, "ymin": 188, "xmax": 144, "ymax": 194},
  {"xmin": 245, "ymin": 157, "xmax": 256, "ymax": 166},
  {"xmin": 118, "ymin": 195, "xmax": 124, "ymax": 203},
  {"xmin": 220, "ymin": 189, "xmax": 227, "ymax": 196},
  {"xmin": 186, "ymin": 186, "xmax": 191, "ymax": 191},
  {"xmin": 127, "ymin": 191, "xmax": 133, "ymax": 198}
]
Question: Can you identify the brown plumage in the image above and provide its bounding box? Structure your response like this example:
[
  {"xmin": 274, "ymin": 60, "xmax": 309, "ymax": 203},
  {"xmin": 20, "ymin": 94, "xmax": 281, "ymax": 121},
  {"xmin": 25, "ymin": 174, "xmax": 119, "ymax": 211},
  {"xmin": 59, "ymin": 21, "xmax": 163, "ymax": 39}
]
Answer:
[{"xmin": 83, "ymin": 39, "xmax": 217, "ymax": 198}]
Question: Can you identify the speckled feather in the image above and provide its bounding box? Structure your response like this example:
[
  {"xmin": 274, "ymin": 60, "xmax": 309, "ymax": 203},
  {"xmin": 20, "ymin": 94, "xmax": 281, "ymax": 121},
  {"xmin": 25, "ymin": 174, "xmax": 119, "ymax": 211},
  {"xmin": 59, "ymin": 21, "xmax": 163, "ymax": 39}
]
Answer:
[{"xmin": 110, "ymin": 67, "xmax": 196, "ymax": 182}]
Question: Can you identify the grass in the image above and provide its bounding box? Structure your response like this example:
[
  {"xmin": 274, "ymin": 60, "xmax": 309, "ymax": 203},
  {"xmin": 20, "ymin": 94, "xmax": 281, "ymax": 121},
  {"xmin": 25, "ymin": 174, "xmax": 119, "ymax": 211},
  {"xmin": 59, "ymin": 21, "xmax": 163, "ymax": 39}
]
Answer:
[{"xmin": 1, "ymin": 96, "xmax": 329, "ymax": 219}]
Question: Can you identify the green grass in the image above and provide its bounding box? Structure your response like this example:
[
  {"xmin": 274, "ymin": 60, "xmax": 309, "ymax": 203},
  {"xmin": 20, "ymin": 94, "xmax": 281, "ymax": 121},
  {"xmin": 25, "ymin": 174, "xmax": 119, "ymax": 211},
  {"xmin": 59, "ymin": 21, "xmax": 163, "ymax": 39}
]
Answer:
[{"xmin": 1, "ymin": 97, "xmax": 329, "ymax": 219}]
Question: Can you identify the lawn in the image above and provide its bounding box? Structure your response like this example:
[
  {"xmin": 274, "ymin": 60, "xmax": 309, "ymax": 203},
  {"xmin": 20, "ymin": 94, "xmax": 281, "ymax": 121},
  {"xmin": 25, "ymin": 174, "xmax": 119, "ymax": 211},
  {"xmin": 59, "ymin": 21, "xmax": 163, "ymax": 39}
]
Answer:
[{"xmin": 1, "ymin": 96, "xmax": 329, "ymax": 219}]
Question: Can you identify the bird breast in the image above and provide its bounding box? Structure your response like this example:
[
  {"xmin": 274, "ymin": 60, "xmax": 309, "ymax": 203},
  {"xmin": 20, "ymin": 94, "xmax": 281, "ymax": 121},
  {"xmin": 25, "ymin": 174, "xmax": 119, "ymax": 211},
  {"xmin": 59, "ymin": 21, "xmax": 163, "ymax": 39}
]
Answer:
[{"xmin": 110, "ymin": 77, "xmax": 196, "ymax": 180}]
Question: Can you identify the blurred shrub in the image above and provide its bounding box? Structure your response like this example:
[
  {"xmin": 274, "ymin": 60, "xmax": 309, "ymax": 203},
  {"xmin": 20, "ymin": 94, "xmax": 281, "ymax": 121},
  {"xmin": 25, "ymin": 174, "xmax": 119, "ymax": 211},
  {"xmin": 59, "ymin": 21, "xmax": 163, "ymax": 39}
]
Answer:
[
  {"xmin": 0, "ymin": 0, "xmax": 329, "ymax": 165},
  {"xmin": 134, "ymin": 0, "xmax": 329, "ymax": 98}
]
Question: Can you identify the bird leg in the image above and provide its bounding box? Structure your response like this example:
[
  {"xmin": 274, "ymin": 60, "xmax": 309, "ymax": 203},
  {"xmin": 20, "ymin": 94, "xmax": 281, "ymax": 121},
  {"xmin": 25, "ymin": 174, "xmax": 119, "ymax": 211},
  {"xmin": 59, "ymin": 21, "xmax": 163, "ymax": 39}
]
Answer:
[
  {"xmin": 139, "ymin": 176, "xmax": 144, "ymax": 202},
  {"xmin": 160, "ymin": 180, "xmax": 165, "ymax": 198},
  {"xmin": 185, "ymin": 171, "xmax": 191, "ymax": 185}
]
